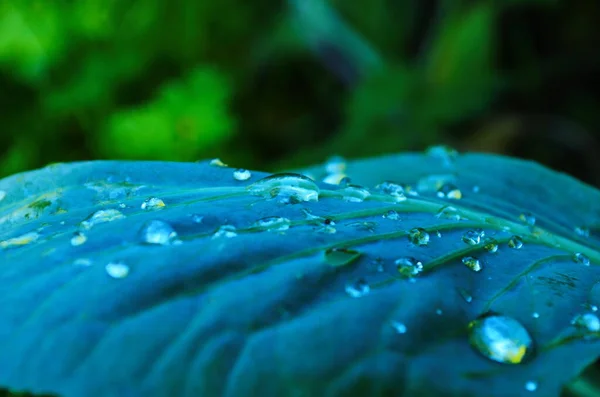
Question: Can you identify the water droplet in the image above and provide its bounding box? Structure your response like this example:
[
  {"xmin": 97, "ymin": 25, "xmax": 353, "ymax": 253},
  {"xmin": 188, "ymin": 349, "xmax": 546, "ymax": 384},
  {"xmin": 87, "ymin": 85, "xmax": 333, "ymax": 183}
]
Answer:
[
  {"xmin": 519, "ymin": 212, "xmax": 536, "ymax": 226},
  {"xmin": 383, "ymin": 210, "xmax": 401, "ymax": 220},
  {"xmin": 233, "ymin": 169, "xmax": 252, "ymax": 181},
  {"xmin": 437, "ymin": 183, "xmax": 462, "ymax": 199},
  {"xmin": 468, "ymin": 313, "xmax": 534, "ymax": 364},
  {"xmin": 80, "ymin": 209, "xmax": 125, "ymax": 230},
  {"xmin": 253, "ymin": 216, "xmax": 291, "ymax": 232},
  {"xmin": 247, "ymin": 173, "xmax": 319, "ymax": 203},
  {"xmin": 212, "ymin": 225, "xmax": 237, "ymax": 239},
  {"xmin": 0, "ymin": 190, "xmax": 6, "ymax": 202},
  {"xmin": 462, "ymin": 229, "xmax": 485, "ymax": 246},
  {"xmin": 571, "ymin": 313, "xmax": 600, "ymax": 332},
  {"xmin": 190, "ymin": 214, "xmax": 204, "ymax": 223},
  {"xmin": 483, "ymin": 237, "xmax": 499, "ymax": 253},
  {"xmin": 395, "ymin": 256, "xmax": 423, "ymax": 278},
  {"xmin": 346, "ymin": 221, "xmax": 377, "ymax": 232},
  {"xmin": 340, "ymin": 184, "xmax": 371, "ymax": 202},
  {"xmin": 375, "ymin": 181, "xmax": 407, "ymax": 201},
  {"xmin": 324, "ymin": 155, "xmax": 347, "ymax": 174},
  {"xmin": 141, "ymin": 197, "xmax": 166, "ymax": 210},
  {"xmin": 316, "ymin": 224, "xmax": 337, "ymax": 234},
  {"xmin": 508, "ymin": 236, "xmax": 524, "ymax": 249},
  {"xmin": 434, "ymin": 230, "xmax": 442, "ymax": 238},
  {"xmin": 73, "ymin": 258, "xmax": 92, "ymax": 267},
  {"xmin": 0, "ymin": 231, "xmax": 40, "ymax": 249},
  {"xmin": 458, "ymin": 288, "xmax": 473, "ymax": 303},
  {"xmin": 408, "ymin": 228, "xmax": 429, "ymax": 246},
  {"xmin": 139, "ymin": 220, "xmax": 178, "ymax": 245},
  {"xmin": 325, "ymin": 247, "xmax": 362, "ymax": 267},
  {"xmin": 391, "ymin": 321, "xmax": 407, "ymax": 334},
  {"xmin": 345, "ymin": 278, "xmax": 370, "ymax": 298},
  {"xmin": 462, "ymin": 256, "xmax": 482, "ymax": 272},
  {"xmin": 118, "ymin": 203, "xmax": 126, "ymax": 209},
  {"xmin": 525, "ymin": 381, "xmax": 538, "ymax": 392},
  {"xmin": 209, "ymin": 158, "xmax": 228, "ymax": 167},
  {"xmin": 426, "ymin": 145, "xmax": 458, "ymax": 166},
  {"xmin": 105, "ymin": 261, "xmax": 130, "ymax": 279},
  {"xmin": 436, "ymin": 205, "xmax": 463, "ymax": 221},
  {"xmin": 573, "ymin": 252, "xmax": 590, "ymax": 266},
  {"xmin": 70, "ymin": 232, "xmax": 87, "ymax": 247},
  {"xmin": 575, "ymin": 226, "xmax": 590, "ymax": 238}
]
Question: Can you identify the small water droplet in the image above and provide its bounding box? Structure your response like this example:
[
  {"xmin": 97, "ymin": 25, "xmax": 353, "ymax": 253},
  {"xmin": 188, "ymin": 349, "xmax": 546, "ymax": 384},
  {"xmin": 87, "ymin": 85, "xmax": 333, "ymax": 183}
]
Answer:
[
  {"xmin": 375, "ymin": 181, "xmax": 407, "ymax": 201},
  {"xmin": 571, "ymin": 313, "xmax": 600, "ymax": 332},
  {"xmin": 408, "ymin": 227, "xmax": 429, "ymax": 246},
  {"xmin": 340, "ymin": 184, "xmax": 371, "ymax": 202},
  {"xmin": 573, "ymin": 252, "xmax": 590, "ymax": 266},
  {"xmin": 139, "ymin": 220, "xmax": 178, "ymax": 245},
  {"xmin": 73, "ymin": 258, "xmax": 92, "ymax": 267},
  {"xmin": 508, "ymin": 236, "xmax": 524, "ymax": 249},
  {"xmin": 209, "ymin": 158, "xmax": 228, "ymax": 167},
  {"xmin": 212, "ymin": 225, "xmax": 237, "ymax": 239},
  {"xmin": 482, "ymin": 237, "xmax": 499, "ymax": 253},
  {"xmin": 141, "ymin": 197, "xmax": 166, "ymax": 210},
  {"xmin": 190, "ymin": 214, "xmax": 204, "ymax": 223},
  {"xmin": 458, "ymin": 288, "xmax": 473, "ymax": 303},
  {"xmin": 525, "ymin": 381, "xmax": 538, "ymax": 392},
  {"xmin": 105, "ymin": 261, "xmax": 130, "ymax": 279},
  {"xmin": 437, "ymin": 184, "xmax": 462, "ymax": 199},
  {"xmin": 0, "ymin": 190, "xmax": 6, "ymax": 202},
  {"xmin": 70, "ymin": 232, "xmax": 87, "ymax": 246},
  {"xmin": 575, "ymin": 226, "xmax": 590, "ymax": 237},
  {"xmin": 434, "ymin": 230, "xmax": 442, "ymax": 238},
  {"xmin": 80, "ymin": 209, "xmax": 125, "ymax": 230},
  {"xmin": 324, "ymin": 155, "xmax": 347, "ymax": 174},
  {"xmin": 519, "ymin": 212, "xmax": 536, "ymax": 226},
  {"xmin": 462, "ymin": 229, "xmax": 485, "ymax": 245},
  {"xmin": 435, "ymin": 205, "xmax": 463, "ymax": 221},
  {"xmin": 118, "ymin": 203, "xmax": 126, "ymax": 209},
  {"xmin": 0, "ymin": 231, "xmax": 41, "ymax": 249},
  {"xmin": 532, "ymin": 312, "xmax": 540, "ymax": 319},
  {"xmin": 247, "ymin": 173, "xmax": 319, "ymax": 203},
  {"xmin": 395, "ymin": 256, "xmax": 423, "ymax": 278},
  {"xmin": 345, "ymin": 278, "xmax": 370, "ymax": 298},
  {"xmin": 468, "ymin": 313, "xmax": 534, "ymax": 364},
  {"xmin": 325, "ymin": 247, "xmax": 362, "ymax": 267},
  {"xmin": 390, "ymin": 321, "xmax": 407, "ymax": 334},
  {"xmin": 383, "ymin": 210, "xmax": 401, "ymax": 220},
  {"xmin": 253, "ymin": 216, "xmax": 291, "ymax": 231},
  {"xmin": 233, "ymin": 169, "xmax": 252, "ymax": 181},
  {"xmin": 462, "ymin": 256, "xmax": 482, "ymax": 272}
]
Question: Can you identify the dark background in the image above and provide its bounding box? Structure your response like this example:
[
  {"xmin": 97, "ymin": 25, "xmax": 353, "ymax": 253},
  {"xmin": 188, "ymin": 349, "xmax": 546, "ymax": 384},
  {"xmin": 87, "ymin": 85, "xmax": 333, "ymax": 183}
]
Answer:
[{"xmin": 1, "ymin": 0, "xmax": 599, "ymax": 186}]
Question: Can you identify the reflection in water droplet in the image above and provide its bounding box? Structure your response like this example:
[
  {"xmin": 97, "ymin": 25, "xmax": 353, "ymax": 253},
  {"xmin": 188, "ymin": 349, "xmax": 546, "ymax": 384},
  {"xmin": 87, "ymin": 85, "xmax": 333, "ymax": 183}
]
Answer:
[
  {"xmin": 233, "ymin": 169, "xmax": 252, "ymax": 181},
  {"xmin": 325, "ymin": 155, "xmax": 347, "ymax": 174},
  {"xmin": 80, "ymin": 209, "xmax": 125, "ymax": 230},
  {"xmin": 436, "ymin": 205, "xmax": 463, "ymax": 221},
  {"xmin": 341, "ymin": 185, "xmax": 371, "ymax": 202},
  {"xmin": 395, "ymin": 256, "xmax": 423, "ymax": 278},
  {"xmin": 73, "ymin": 258, "xmax": 92, "ymax": 267},
  {"xmin": 391, "ymin": 321, "xmax": 407, "ymax": 334},
  {"xmin": 70, "ymin": 232, "xmax": 87, "ymax": 246},
  {"xmin": 325, "ymin": 247, "xmax": 362, "ymax": 267},
  {"xmin": 525, "ymin": 381, "xmax": 538, "ymax": 392},
  {"xmin": 247, "ymin": 173, "xmax": 319, "ymax": 203},
  {"xmin": 253, "ymin": 216, "xmax": 291, "ymax": 231},
  {"xmin": 458, "ymin": 288, "xmax": 473, "ymax": 303},
  {"xmin": 573, "ymin": 252, "xmax": 590, "ymax": 266},
  {"xmin": 519, "ymin": 212, "xmax": 536, "ymax": 226},
  {"xmin": 468, "ymin": 313, "xmax": 534, "ymax": 364},
  {"xmin": 0, "ymin": 231, "xmax": 40, "ymax": 249},
  {"xmin": 508, "ymin": 236, "xmax": 524, "ymax": 249},
  {"xmin": 140, "ymin": 220, "xmax": 178, "ymax": 245},
  {"xmin": 571, "ymin": 313, "xmax": 600, "ymax": 332},
  {"xmin": 575, "ymin": 226, "xmax": 590, "ymax": 238},
  {"xmin": 383, "ymin": 210, "xmax": 401, "ymax": 220},
  {"xmin": 462, "ymin": 256, "xmax": 482, "ymax": 272},
  {"xmin": 209, "ymin": 158, "xmax": 228, "ymax": 167},
  {"xmin": 141, "ymin": 197, "xmax": 166, "ymax": 210},
  {"xmin": 345, "ymin": 278, "xmax": 370, "ymax": 298},
  {"xmin": 437, "ymin": 184, "xmax": 462, "ymax": 199},
  {"xmin": 462, "ymin": 229, "xmax": 485, "ymax": 245},
  {"xmin": 212, "ymin": 225, "xmax": 237, "ymax": 239},
  {"xmin": 483, "ymin": 237, "xmax": 499, "ymax": 253},
  {"xmin": 408, "ymin": 228, "xmax": 429, "ymax": 246},
  {"xmin": 106, "ymin": 261, "xmax": 130, "ymax": 279}
]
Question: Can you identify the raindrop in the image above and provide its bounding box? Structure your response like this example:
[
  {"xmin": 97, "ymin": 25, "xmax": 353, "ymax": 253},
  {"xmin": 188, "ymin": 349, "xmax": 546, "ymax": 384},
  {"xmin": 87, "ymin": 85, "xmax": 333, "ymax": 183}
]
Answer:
[
  {"xmin": 233, "ymin": 169, "xmax": 252, "ymax": 181},
  {"xmin": 508, "ymin": 236, "xmax": 524, "ymax": 249},
  {"xmin": 141, "ymin": 197, "xmax": 166, "ymax": 210},
  {"xmin": 395, "ymin": 256, "xmax": 423, "ymax": 278},
  {"xmin": 573, "ymin": 252, "xmax": 590, "ymax": 266},
  {"xmin": 80, "ymin": 209, "xmax": 125, "ymax": 230},
  {"xmin": 70, "ymin": 232, "xmax": 87, "ymax": 247},
  {"xmin": 437, "ymin": 184, "xmax": 462, "ymax": 200},
  {"xmin": 324, "ymin": 155, "xmax": 347, "ymax": 174},
  {"xmin": 458, "ymin": 288, "xmax": 473, "ymax": 303},
  {"xmin": 212, "ymin": 225, "xmax": 237, "ymax": 239},
  {"xmin": 340, "ymin": 184, "xmax": 371, "ymax": 202},
  {"xmin": 0, "ymin": 190, "xmax": 6, "ymax": 202},
  {"xmin": 571, "ymin": 313, "xmax": 600, "ymax": 332},
  {"xmin": 408, "ymin": 227, "xmax": 429, "ymax": 246},
  {"xmin": 519, "ymin": 212, "xmax": 536, "ymax": 226},
  {"xmin": 325, "ymin": 247, "xmax": 362, "ymax": 267},
  {"xmin": 575, "ymin": 226, "xmax": 590, "ymax": 238},
  {"xmin": 0, "ymin": 231, "xmax": 40, "ymax": 249},
  {"xmin": 436, "ymin": 205, "xmax": 463, "ymax": 221},
  {"xmin": 391, "ymin": 321, "xmax": 407, "ymax": 334},
  {"xmin": 462, "ymin": 256, "xmax": 482, "ymax": 272},
  {"xmin": 209, "ymin": 158, "xmax": 228, "ymax": 167},
  {"xmin": 468, "ymin": 313, "xmax": 534, "ymax": 364},
  {"xmin": 383, "ymin": 210, "xmax": 401, "ymax": 220},
  {"xmin": 139, "ymin": 220, "xmax": 178, "ymax": 245},
  {"xmin": 482, "ymin": 237, "xmax": 499, "ymax": 253},
  {"xmin": 345, "ymin": 278, "xmax": 370, "ymax": 298},
  {"xmin": 462, "ymin": 229, "xmax": 485, "ymax": 246},
  {"xmin": 105, "ymin": 261, "xmax": 130, "ymax": 279},
  {"xmin": 253, "ymin": 216, "xmax": 291, "ymax": 232},
  {"xmin": 525, "ymin": 381, "xmax": 538, "ymax": 392},
  {"xmin": 247, "ymin": 173, "xmax": 319, "ymax": 203}
]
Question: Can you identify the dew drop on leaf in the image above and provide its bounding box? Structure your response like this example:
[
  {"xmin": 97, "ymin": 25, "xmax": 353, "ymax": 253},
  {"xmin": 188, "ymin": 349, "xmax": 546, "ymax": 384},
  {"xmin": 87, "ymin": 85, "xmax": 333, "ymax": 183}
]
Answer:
[
  {"xmin": 139, "ymin": 220, "xmax": 178, "ymax": 245},
  {"xmin": 141, "ymin": 197, "xmax": 166, "ymax": 210},
  {"xmin": 105, "ymin": 261, "xmax": 130, "ymax": 279},
  {"xmin": 253, "ymin": 216, "xmax": 291, "ymax": 232},
  {"xmin": 70, "ymin": 232, "xmax": 87, "ymax": 247},
  {"xmin": 212, "ymin": 225, "xmax": 237, "ymax": 239},
  {"xmin": 571, "ymin": 313, "xmax": 600, "ymax": 332},
  {"xmin": 468, "ymin": 313, "xmax": 534, "ymax": 364},
  {"xmin": 462, "ymin": 229, "xmax": 485, "ymax": 246},
  {"xmin": 508, "ymin": 236, "xmax": 524, "ymax": 249},
  {"xmin": 408, "ymin": 227, "xmax": 430, "ymax": 246},
  {"xmin": 340, "ymin": 184, "xmax": 371, "ymax": 202},
  {"xmin": 391, "ymin": 321, "xmax": 407, "ymax": 334},
  {"xmin": 525, "ymin": 381, "xmax": 538, "ymax": 392},
  {"xmin": 209, "ymin": 158, "xmax": 228, "ymax": 167},
  {"xmin": 573, "ymin": 252, "xmax": 590, "ymax": 266},
  {"xmin": 395, "ymin": 256, "xmax": 423, "ymax": 278},
  {"xmin": 574, "ymin": 226, "xmax": 590, "ymax": 238},
  {"xmin": 375, "ymin": 181, "xmax": 407, "ymax": 202},
  {"xmin": 80, "ymin": 209, "xmax": 125, "ymax": 230},
  {"xmin": 519, "ymin": 212, "xmax": 536, "ymax": 226},
  {"xmin": 0, "ymin": 231, "xmax": 40, "ymax": 249},
  {"xmin": 458, "ymin": 288, "xmax": 473, "ymax": 303},
  {"xmin": 233, "ymin": 169, "xmax": 252, "ymax": 181},
  {"xmin": 483, "ymin": 237, "xmax": 499, "ymax": 253},
  {"xmin": 462, "ymin": 256, "xmax": 482, "ymax": 272},
  {"xmin": 437, "ymin": 183, "xmax": 462, "ymax": 200},
  {"xmin": 436, "ymin": 205, "xmax": 463, "ymax": 221},
  {"xmin": 324, "ymin": 247, "xmax": 362, "ymax": 267},
  {"xmin": 383, "ymin": 210, "xmax": 401, "ymax": 220},
  {"xmin": 247, "ymin": 173, "xmax": 319, "ymax": 203},
  {"xmin": 345, "ymin": 278, "xmax": 370, "ymax": 298}
]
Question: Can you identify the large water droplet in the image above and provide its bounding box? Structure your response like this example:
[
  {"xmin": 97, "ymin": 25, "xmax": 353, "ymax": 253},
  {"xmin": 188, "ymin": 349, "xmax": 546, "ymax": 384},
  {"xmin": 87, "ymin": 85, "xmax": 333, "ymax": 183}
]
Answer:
[
  {"xmin": 105, "ymin": 261, "xmax": 130, "ymax": 279},
  {"xmin": 508, "ymin": 236, "xmax": 524, "ymax": 249},
  {"xmin": 525, "ymin": 381, "xmax": 538, "ymax": 392},
  {"xmin": 462, "ymin": 229, "xmax": 485, "ymax": 246},
  {"xmin": 209, "ymin": 158, "xmax": 228, "ymax": 167},
  {"xmin": 437, "ymin": 184, "xmax": 462, "ymax": 199},
  {"xmin": 436, "ymin": 205, "xmax": 463, "ymax": 221},
  {"xmin": 345, "ymin": 278, "xmax": 370, "ymax": 298},
  {"xmin": 483, "ymin": 237, "xmax": 499, "ymax": 253},
  {"xmin": 80, "ymin": 209, "xmax": 125, "ymax": 230},
  {"xmin": 395, "ymin": 256, "xmax": 423, "ymax": 278},
  {"xmin": 519, "ymin": 212, "xmax": 536, "ymax": 226},
  {"xmin": 573, "ymin": 252, "xmax": 590, "ymax": 266},
  {"xmin": 247, "ymin": 173, "xmax": 319, "ymax": 203},
  {"xmin": 468, "ymin": 313, "xmax": 534, "ymax": 364},
  {"xmin": 70, "ymin": 232, "xmax": 87, "ymax": 247},
  {"xmin": 141, "ymin": 197, "xmax": 166, "ymax": 210},
  {"xmin": 408, "ymin": 227, "xmax": 430, "ymax": 246},
  {"xmin": 462, "ymin": 256, "xmax": 482, "ymax": 272},
  {"xmin": 0, "ymin": 231, "xmax": 40, "ymax": 249},
  {"xmin": 325, "ymin": 247, "xmax": 362, "ymax": 267},
  {"xmin": 340, "ymin": 184, "xmax": 371, "ymax": 202},
  {"xmin": 383, "ymin": 210, "xmax": 401, "ymax": 220},
  {"xmin": 253, "ymin": 216, "xmax": 291, "ymax": 232},
  {"xmin": 571, "ymin": 313, "xmax": 600, "ymax": 332},
  {"xmin": 212, "ymin": 225, "xmax": 237, "ymax": 239},
  {"xmin": 140, "ymin": 220, "xmax": 178, "ymax": 245},
  {"xmin": 233, "ymin": 169, "xmax": 252, "ymax": 181}
]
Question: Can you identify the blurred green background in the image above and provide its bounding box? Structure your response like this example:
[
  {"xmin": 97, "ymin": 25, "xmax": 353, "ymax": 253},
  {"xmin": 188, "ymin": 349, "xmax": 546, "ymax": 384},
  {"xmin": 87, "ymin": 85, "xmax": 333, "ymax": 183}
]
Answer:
[{"xmin": 1, "ymin": 0, "xmax": 599, "ymax": 185}]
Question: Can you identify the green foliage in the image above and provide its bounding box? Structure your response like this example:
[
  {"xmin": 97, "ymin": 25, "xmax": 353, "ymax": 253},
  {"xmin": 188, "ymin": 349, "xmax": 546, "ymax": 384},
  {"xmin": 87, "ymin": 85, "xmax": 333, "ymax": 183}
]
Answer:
[{"xmin": 1, "ymin": 151, "xmax": 600, "ymax": 396}]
